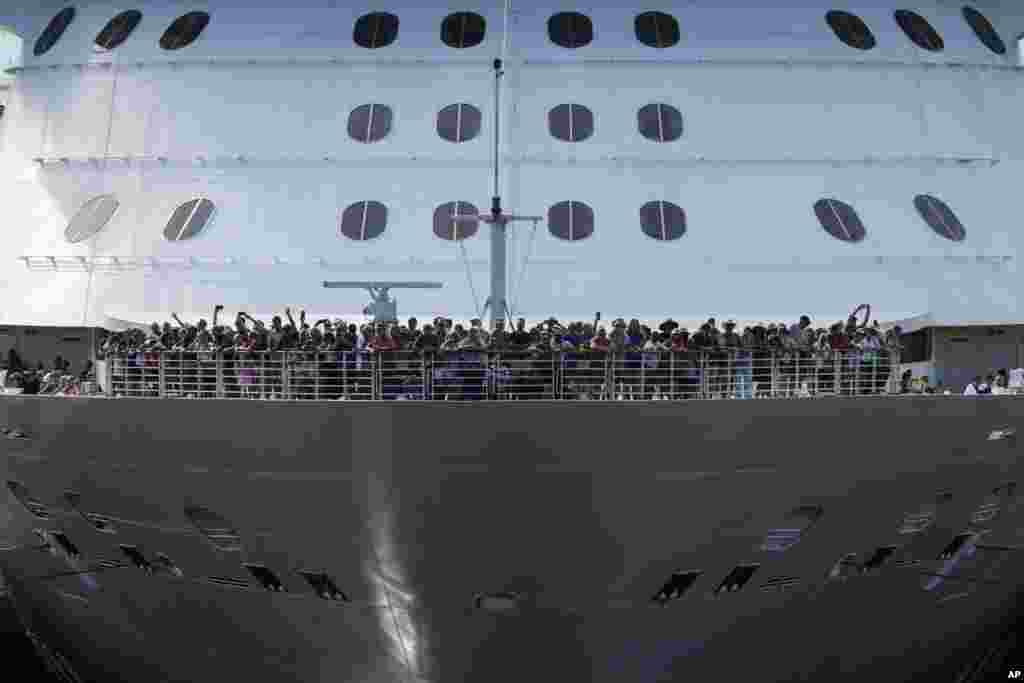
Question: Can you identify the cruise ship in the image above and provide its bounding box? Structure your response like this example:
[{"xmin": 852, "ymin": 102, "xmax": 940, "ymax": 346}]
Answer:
[{"xmin": 2, "ymin": 1, "xmax": 1024, "ymax": 681}]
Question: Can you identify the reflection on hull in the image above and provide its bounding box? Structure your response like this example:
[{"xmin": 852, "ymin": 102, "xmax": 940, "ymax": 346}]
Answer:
[{"xmin": 0, "ymin": 396, "xmax": 1023, "ymax": 682}]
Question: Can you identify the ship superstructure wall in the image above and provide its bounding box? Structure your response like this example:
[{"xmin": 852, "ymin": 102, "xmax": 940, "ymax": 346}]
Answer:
[{"xmin": 0, "ymin": 1, "xmax": 1022, "ymax": 324}]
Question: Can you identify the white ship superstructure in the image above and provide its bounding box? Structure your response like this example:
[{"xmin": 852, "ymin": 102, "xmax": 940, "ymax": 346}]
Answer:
[
  {"xmin": 0, "ymin": 2, "xmax": 1023, "ymax": 682},
  {"xmin": 0, "ymin": 1, "xmax": 1022, "ymax": 324}
]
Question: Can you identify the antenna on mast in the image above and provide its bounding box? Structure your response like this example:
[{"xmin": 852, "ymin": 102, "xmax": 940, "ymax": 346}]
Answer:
[{"xmin": 451, "ymin": 1, "xmax": 541, "ymax": 329}]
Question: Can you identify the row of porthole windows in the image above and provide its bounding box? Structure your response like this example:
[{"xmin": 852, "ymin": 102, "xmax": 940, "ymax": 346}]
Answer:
[
  {"xmin": 64, "ymin": 194, "xmax": 966, "ymax": 246},
  {"xmin": 827, "ymin": 7, "xmax": 1005, "ymax": 55},
  {"xmin": 35, "ymin": 8, "xmax": 210, "ymax": 56},
  {"xmin": 350, "ymin": 102, "xmax": 682, "ymax": 144},
  {"xmin": 33, "ymin": 6, "xmax": 1008, "ymax": 58}
]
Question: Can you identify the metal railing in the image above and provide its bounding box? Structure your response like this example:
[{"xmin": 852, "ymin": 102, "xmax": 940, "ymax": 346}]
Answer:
[{"xmin": 97, "ymin": 349, "xmax": 903, "ymax": 401}]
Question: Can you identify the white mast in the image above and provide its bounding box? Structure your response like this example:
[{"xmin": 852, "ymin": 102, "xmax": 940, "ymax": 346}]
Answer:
[{"xmin": 452, "ymin": 0, "xmax": 541, "ymax": 328}]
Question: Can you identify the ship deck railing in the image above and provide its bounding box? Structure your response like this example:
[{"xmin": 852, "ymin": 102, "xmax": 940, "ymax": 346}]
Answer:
[{"xmin": 92, "ymin": 349, "xmax": 904, "ymax": 401}]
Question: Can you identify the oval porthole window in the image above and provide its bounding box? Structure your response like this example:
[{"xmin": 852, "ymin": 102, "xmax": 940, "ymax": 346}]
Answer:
[
  {"xmin": 548, "ymin": 200, "xmax": 594, "ymax": 241},
  {"xmin": 34, "ymin": 7, "xmax": 75, "ymax": 57},
  {"xmin": 639, "ymin": 201, "xmax": 686, "ymax": 241},
  {"xmin": 163, "ymin": 198, "xmax": 215, "ymax": 242},
  {"xmin": 160, "ymin": 11, "xmax": 210, "ymax": 51},
  {"xmin": 340, "ymin": 200, "xmax": 388, "ymax": 241},
  {"xmin": 914, "ymin": 194, "xmax": 966, "ymax": 242},
  {"xmin": 437, "ymin": 103, "xmax": 482, "ymax": 143},
  {"xmin": 637, "ymin": 103, "xmax": 683, "ymax": 142},
  {"xmin": 353, "ymin": 12, "xmax": 399, "ymax": 49},
  {"xmin": 548, "ymin": 12, "xmax": 593, "ymax": 49},
  {"xmin": 347, "ymin": 104, "xmax": 392, "ymax": 143},
  {"xmin": 65, "ymin": 195, "xmax": 119, "ymax": 243},
  {"xmin": 814, "ymin": 198, "xmax": 866, "ymax": 243},
  {"xmin": 433, "ymin": 201, "xmax": 479, "ymax": 241},
  {"xmin": 961, "ymin": 6, "xmax": 1006, "ymax": 55},
  {"xmin": 825, "ymin": 10, "xmax": 876, "ymax": 51},
  {"xmin": 894, "ymin": 10, "xmax": 943, "ymax": 52},
  {"xmin": 95, "ymin": 10, "xmax": 142, "ymax": 52},
  {"xmin": 441, "ymin": 12, "xmax": 485, "ymax": 49},
  {"xmin": 548, "ymin": 104, "xmax": 594, "ymax": 143},
  {"xmin": 635, "ymin": 11, "xmax": 680, "ymax": 48}
]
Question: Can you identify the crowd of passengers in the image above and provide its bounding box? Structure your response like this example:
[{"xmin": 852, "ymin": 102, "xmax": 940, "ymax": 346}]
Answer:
[
  {"xmin": 95, "ymin": 307, "xmax": 905, "ymax": 400},
  {"xmin": 96, "ymin": 307, "xmax": 904, "ymax": 356},
  {"xmin": 0, "ymin": 349, "xmax": 96, "ymax": 396}
]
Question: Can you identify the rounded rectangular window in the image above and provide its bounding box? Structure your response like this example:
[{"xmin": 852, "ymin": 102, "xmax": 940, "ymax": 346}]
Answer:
[
  {"xmin": 639, "ymin": 201, "xmax": 686, "ymax": 241},
  {"xmin": 340, "ymin": 201, "xmax": 387, "ymax": 241},
  {"xmin": 914, "ymin": 195, "xmax": 965, "ymax": 242},
  {"xmin": 548, "ymin": 12, "xmax": 592, "ymax": 48},
  {"xmin": 354, "ymin": 12, "xmax": 399, "ymax": 49},
  {"xmin": 65, "ymin": 195, "xmax": 119, "ymax": 243},
  {"xmin": 441, "ymin": 12, "xmax": 485, "ymax": 48},
  {"xmin": 160, "ymin": 11, "xmax": 210, "ymax": 51},
  {"xmin": 437, "ymin": 103, "xmax": 481, "ymax": 143},
  {"xmin": 894, "ymin": 10, "xmax": 943, "ymax": 52},
  {"xmin": 635, "ymin": 11, "xmax": 680, "ymax": 48},
  {"xmin": 348, "ymin": 104, "xmax": 392, "ymax": 143},
  {"xmin": 434, "ymin": 201, "xmax": 479, "ymax": 241},
  {"xmin": 825, "ymin": 10, "xmax": 876, "ymax": 51},
  {"xmin": 95, "ymin": 10, "xmax": 142, "ymax": 52},
  {"xmin": 34, "ymin": 7, "xmax": 76, "ymax": 57},
  {"xmin": 548, "ymin": 104, "xmax": 593, "ymax": 143},
  {"xmin": 163, "ymin": 199, "xmax": 215, "ymax": 241},
  {"xmin": 961, "ymin": 7, "xmax": 1006, "ymax": 55},
  {"xmin": 637, "ymin": 103, "xmax": 683, "ymax": 142},
  {"xmin": 548, "ymin": 201, "xmax": 594, "ymax": 241},
  {"xmin": 814, "ymin": 198, "xmax": 866, "ymax": 243}
]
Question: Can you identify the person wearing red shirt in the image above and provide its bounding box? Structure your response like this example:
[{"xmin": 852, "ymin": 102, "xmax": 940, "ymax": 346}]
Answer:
[
  {"xmin": 369, "ymin": 325, "xmax": 400, "ymax": 352},
  {"xmin": 669, "ymin": 329, "xmax": 688, "ymax": 353},
  {"xmin": 590, "ymin": 328, "xmax": 611, "ymax": 351}
]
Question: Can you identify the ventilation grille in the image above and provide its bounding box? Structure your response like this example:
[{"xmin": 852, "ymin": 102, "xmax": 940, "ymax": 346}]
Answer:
[
  {"xmin": 759, "ymin": 576, "xmax": 801, "ymax": 592},
  {"xmin": 862, "ymin": 546, "xmax": 897, "ymax": 572},
  {"xmin": 119, "ymin": 545, "xmax": 152, "ymax": 572},
  {"xmin": 6, "ymin": 481, "xmax": 49, "ymax": 519},
  {"xmin": 652, "ymin": 570, "xmax": 702, "ymax": 605},
  {"xmin": 759, "ymin": 505, "xmax": 823, "ymax": 552},
  {"xmin": 714, "ymin": 564, "xmax": 760, "ymax": 594},
  {"xmin": 204, "ymin": 576, "xmax": 251, "ymax": 590},
  {"xmin": 64, "ymin": 492, "xmax": 116, "ymax": 533},
  {"xmin": 185, "ymin": 506, "xmax": 243, "ymax": 552},
  {"xmin": 244, "ymin": 564, "xmax": 286, "ymax": 592},
  {"xmin": 298, "ymin": 571, "xmax": 348, "ymax": 601}
]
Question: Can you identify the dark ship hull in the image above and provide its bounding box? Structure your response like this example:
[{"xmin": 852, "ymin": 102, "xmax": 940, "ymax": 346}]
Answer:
[{"xmin": 1, "ymin": 395, "xmax": 1023, "ymax": 682}]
